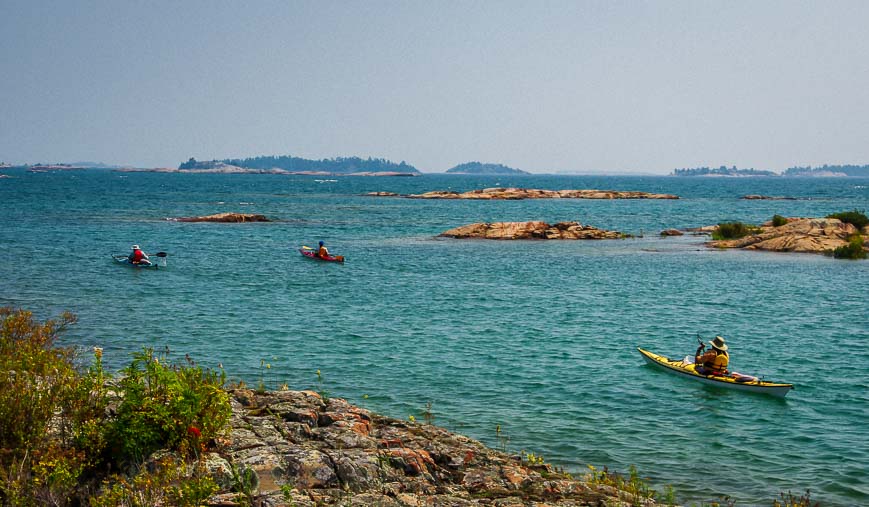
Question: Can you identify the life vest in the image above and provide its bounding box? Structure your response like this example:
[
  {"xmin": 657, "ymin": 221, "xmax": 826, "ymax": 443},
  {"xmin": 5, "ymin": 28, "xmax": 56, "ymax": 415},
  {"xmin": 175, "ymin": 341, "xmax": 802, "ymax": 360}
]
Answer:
[
  {"xmin": 318, "ymin": 246, "xmax": 329, "ymax": 258},
  {"xmin": 703, "ymin": 350, "xmax": 729, "ymax": 374},
  {"xmin": 130, "ymin": 249, "xmax": 145, "ymax": 262}
]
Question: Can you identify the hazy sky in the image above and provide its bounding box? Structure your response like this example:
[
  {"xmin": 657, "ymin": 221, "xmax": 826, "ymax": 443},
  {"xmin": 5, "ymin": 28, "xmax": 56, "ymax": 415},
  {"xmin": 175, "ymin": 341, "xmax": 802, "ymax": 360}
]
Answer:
[{"xmin": 2, "ymin": 1, "xmax": 868, "ymax": 173}]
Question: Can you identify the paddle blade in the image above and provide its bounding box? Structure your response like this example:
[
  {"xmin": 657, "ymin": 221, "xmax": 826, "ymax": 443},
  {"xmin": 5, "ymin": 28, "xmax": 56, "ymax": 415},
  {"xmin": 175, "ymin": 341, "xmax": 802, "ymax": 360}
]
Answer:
[
  {"xmin": 335, "ymin": 255, "xmax": 345, "ymax": 262},
  {"xmin": 153, "ymin": 252, "xmax": 168, "ymax": 257},
  {"xmin": 301, "ymin": 245, "xmax": 314, "ymax": 250}
]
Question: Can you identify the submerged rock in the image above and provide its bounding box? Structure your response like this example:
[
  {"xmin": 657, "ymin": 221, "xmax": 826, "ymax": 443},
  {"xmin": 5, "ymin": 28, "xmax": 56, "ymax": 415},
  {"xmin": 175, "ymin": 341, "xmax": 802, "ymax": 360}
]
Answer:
[
  {"xmin": 169, "ymin": 212, "xmax": 271, "ymax": 223},
  {"xmin": 439, "ymin": 221, "xmax": 627, "ymax": 240},
  {"xmin": 741, "ymin": 194, "xmax": 798, "ymax": 200}
]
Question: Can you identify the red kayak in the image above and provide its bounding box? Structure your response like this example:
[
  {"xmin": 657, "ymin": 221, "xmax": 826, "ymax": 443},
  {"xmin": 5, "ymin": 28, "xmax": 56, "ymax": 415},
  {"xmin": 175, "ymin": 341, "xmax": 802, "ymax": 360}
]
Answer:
[{"xmin": 299, "ymin": 248, "xmax": 344, "ymax": 263}]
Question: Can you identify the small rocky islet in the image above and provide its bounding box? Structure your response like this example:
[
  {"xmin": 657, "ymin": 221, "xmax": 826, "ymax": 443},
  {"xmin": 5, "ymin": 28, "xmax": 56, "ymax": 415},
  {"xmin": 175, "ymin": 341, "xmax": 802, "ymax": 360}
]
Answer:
[
  {"xmin": 367, "ymin": 187, "xmax": 679, "ymax": 200},
  {"xmin": 439, "ymin": 221, "xmax": 627, "ymax": 240},
  {"xmin": 704, "ymin": 217, "xmax": 868, "ymax": 255},
  {"xmin": 167, "ymin": 212, "xmax": 271, "ymax": 223}
]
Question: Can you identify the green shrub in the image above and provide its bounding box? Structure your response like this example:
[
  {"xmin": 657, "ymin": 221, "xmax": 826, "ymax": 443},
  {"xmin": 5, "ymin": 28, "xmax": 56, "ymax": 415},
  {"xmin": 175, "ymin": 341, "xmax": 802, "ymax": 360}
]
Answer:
[
  {"xmin": 0, "ymin": 308, "xmax": 107, "ymax": 505},
  {"xmin": 712, "ymin": 222, "xmax": 757, "ymax": 240},
  {"xmin": 1, "ymin": 310, "xmax": 234, "ymax": 505},
  {"xmin": 0, "ymin": 308, "xmax": 77, "ymax": 455},
  {"xmin": 771, "ymin": 214, "xmax": 788, "ymax": 227},
  {"xmin": 90, "ymin": 456, "xmax": 219, "ymax": 507},
  {"xmin": 107, "ymin": 347, "xmax": 231, "ymax": 464},
  {"xmin": 827, "ymin": 209, "xmax": 869, "ymax": 229},
  {"xmin": 831, "ymin": 235, "xmax": 867, "ymax": 260}
]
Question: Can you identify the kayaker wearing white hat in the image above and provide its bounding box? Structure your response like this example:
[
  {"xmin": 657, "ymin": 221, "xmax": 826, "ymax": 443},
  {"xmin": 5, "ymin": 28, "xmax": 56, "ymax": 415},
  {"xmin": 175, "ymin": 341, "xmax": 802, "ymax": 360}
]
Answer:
[
  {"xmin": 128, "ymin": 244, "xmax": 151, "ymax": 265},
  {"xmin": 694, "ymin": 335, "xmax": 729, "ymax": 376}
]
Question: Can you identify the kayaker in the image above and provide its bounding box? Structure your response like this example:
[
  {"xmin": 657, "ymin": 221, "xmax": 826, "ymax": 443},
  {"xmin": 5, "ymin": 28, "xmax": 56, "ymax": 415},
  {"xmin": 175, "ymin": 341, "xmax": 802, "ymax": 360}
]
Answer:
[
  {"xmin": 695, "ymin": 336, "xmax": 729, "ymax": 376},
  {"xmin": 317, "ymin": 241, "xmax": 329, "ymax": 259},
  {"xmin": 128, "ymin": 244, "xmax": 151, "ymax": 265}
]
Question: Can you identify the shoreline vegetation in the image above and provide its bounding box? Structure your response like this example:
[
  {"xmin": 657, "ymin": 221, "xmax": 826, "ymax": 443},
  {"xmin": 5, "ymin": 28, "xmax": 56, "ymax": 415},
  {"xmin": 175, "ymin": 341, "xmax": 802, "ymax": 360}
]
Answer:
[{"xmin": 1, "ymin": 308, "xmax": 822, "ymax": 506}]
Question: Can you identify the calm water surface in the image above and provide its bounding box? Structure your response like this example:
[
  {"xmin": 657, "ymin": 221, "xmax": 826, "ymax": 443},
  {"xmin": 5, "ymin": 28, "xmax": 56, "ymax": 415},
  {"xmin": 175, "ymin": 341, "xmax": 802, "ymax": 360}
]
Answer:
[{"xmin": 1, "ymin": 170, "xmax": 867, "ymax": 506}]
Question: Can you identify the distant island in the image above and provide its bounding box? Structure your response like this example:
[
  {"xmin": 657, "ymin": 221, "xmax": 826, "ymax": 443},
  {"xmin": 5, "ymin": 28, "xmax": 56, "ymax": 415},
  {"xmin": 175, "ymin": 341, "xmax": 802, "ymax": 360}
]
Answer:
[
  {"xmin": 177, "ymin": 155, "xmax": 420, "ymax": 175},
  {"xmin": 672, "ymin": 164, "xmax": 869, "ymax": 177},
  {"xmin": 783, "ymin": 165, "xmax": 869, "ymax": 177},
  {"xmin": 672, "ymin": 166, "xmax": 777, "ymax": 177},
  {"xmin": 445, "ymin": 162, "xmax": 529, "ymax": 175}
]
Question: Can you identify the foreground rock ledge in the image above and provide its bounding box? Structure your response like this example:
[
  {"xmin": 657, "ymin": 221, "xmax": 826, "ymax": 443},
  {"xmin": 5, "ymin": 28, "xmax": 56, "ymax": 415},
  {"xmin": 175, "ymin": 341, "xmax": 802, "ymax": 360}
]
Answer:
[
  {"xmin": 168, "ymin": 212, "xmax": 271, "ymax": 223},
  {"xmin": 440, "ymin": 221, "xmax": 627, "ymax": 240},
  {"xmin": 707, "ymin": 217, "xmax": 868, "ymax": 254},
  {"xmin": 368, "ymin": 188, "xmax": 678, "ymax": 200},
  {"xmin": 203, "ymin": 389, "xmax": 654, "ymax": 506}
]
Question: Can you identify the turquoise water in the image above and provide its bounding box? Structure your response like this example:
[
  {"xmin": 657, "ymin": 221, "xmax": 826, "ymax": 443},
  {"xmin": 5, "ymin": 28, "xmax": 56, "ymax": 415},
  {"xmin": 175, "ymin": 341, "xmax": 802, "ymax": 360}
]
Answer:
[{"xmin": 1, "ymin": 170, "xmax": 867, "ymax": 505}]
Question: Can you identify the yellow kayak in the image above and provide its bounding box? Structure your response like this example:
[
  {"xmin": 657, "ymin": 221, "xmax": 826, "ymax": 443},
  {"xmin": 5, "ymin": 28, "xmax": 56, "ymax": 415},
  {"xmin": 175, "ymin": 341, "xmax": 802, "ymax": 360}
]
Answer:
[{"xmin": 637, "ymin": 348, "xmax": 794, "ymax": 397}]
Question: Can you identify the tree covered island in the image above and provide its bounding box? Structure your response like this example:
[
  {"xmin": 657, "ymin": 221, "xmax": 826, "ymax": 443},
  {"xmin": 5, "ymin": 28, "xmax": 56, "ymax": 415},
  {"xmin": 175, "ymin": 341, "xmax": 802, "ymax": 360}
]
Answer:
[
  {"xmin": 673, "ymin": 164, "xmax": 869, "ymax": 177},
  {"xmin": 179, "ymin": 155, "xmax": 420, "ymax": 175},
  {"xmin": 672, "ymin": 166, "xmax": 777, "ymax": 177},
  {"xmin": 445, "ymin": 162, "xmax": 529, "ymax": 175}
]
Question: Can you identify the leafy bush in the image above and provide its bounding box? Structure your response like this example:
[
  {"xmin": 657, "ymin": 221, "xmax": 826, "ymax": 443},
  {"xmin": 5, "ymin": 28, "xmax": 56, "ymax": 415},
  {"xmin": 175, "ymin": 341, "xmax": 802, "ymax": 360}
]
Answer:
[
  {"xmin": 771, "ymin": 214, "xmax": 788, "ymax": 227},
  {"xmin": 0, "ymin": 308, "xmax": 78, "ymax": 454},
  {"xmin": 827, "ymin": 209, "xmax": 869, "ymax": 229},
  {"xmin": 107, "ymin": 348, "xmax": 231, "ymax": 464},
  {"xmin": 0, "ymin": 308, "xmax": 102, "ymax": 505},
  {"xmin": 0, "ymin": 308, "xmax": 233, "ymax": 505},
  {"xmin": 831, "ymin": 235, "xmax": 867, "ymax": 260},
  {"xmin": 90, "ymin": 456, "xmax": 218, "ymax": 507},
  {"xmin": 712, "ymin": 222, "xmax": 757, "ymax": 240}
]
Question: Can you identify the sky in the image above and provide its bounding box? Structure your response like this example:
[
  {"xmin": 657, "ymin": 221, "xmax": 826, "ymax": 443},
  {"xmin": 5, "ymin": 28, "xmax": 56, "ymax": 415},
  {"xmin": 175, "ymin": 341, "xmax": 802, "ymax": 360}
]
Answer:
[{"xmin": 2, "ymin": 1, "xmax": 869, "ymax": 174}]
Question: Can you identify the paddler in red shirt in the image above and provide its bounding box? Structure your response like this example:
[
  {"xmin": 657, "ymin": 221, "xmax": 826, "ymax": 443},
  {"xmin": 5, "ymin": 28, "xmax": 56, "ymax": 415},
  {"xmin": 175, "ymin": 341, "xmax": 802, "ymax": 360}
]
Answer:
[{"xmin": 128, "ymin": 244, "xmax": 151, "ymax": 265}]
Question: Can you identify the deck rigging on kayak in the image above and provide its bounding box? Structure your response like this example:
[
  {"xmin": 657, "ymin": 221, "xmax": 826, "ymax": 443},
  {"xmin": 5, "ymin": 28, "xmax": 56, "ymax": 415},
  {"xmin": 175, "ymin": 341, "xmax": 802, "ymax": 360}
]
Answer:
[{"xmin": 637, "ymin": 347, "xmax": 794, "ymax": 397}]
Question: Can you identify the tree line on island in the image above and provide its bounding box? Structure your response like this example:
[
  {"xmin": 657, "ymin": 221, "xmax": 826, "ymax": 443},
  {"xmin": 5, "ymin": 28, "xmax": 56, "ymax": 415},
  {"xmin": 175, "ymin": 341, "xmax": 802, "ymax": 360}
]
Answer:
[
  {"xmin": 672, "ymin": 164, "xmax": 869, "ymax": 177},
  {"xmin": 178, "ymin": 156, "xmax": 530, "ymax": 175},
  {"xmin": 179, "ymin": 155, "xmax": 420, "ymax": 174},
  {"xmin": 444, "ymin": 162, "xmax": 529, "ymax": 175}
]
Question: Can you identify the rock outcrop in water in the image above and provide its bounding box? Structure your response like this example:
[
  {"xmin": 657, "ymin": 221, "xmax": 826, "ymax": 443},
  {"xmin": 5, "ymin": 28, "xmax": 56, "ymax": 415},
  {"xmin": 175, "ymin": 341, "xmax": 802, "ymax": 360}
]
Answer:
[
  {"xmin": 741, "ymin": 194, "xmax": 798, "ymax": 200},
  {"xmin": 440, "ymin": 221, "xmax": 627, "ymax": 240},
  {"xmin": 201, "ymin": 388, "xmax": 653, "ymax": 506},
  {"xmin": 169, "ymin": 212, "xmax": 271, "ymax": 223},
  {"xmin": 368, "ymin": 188, "xmax": 678, "ymax": 200},
  {"xmin": 708, "ymin": 217, "xmax": 868, "ymax": 254}
]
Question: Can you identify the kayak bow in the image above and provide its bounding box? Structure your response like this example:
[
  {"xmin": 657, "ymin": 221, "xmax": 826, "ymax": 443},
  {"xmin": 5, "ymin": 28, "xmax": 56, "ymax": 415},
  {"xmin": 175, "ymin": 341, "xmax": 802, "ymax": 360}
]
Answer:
[{"xmin": 637, "ymin": 348, "xmax": 793, "ymax": 397}]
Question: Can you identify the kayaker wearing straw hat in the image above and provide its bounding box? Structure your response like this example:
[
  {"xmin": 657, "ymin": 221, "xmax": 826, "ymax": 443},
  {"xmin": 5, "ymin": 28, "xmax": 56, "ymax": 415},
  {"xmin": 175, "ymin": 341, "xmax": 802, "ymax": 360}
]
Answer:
[
  {"xmin": 695, "ymin": 336, "xmax": 729, "ymax": 376},
  {"xmin": 128, "ymin": 244, "xmax": 151, "ymax": 265}
]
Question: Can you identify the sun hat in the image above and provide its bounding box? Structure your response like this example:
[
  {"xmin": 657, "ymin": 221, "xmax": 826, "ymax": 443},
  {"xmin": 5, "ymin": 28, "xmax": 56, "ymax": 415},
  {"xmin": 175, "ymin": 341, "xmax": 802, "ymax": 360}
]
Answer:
[
  {"xmin": 710, "ymin": 336, "xmax": 728, "ymax": 351},
  {"xmin": 131, "ymin": 244, "xmax": 140, "ymax": 250}
]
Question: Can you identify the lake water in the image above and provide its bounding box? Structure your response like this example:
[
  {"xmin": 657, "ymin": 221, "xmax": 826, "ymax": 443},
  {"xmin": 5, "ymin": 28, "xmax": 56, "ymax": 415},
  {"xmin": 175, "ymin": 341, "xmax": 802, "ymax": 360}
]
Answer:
[{"xmin": 1, "ymin": 169, "xmax": 867, "ymax": 505}]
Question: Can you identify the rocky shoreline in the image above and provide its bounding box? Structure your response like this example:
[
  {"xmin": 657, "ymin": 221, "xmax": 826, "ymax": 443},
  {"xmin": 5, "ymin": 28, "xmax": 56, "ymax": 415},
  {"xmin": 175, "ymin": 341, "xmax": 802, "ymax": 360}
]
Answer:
[
  {"xmin": 440, "ymin": 221, "xmax": 627, "ymax": 240},
  {"xmin": 201, "ymin": 388, "xmax": 655, "ymax": 506},
  {"xmin": 368, "ymin": 188, "xmax": 678, "ymax": 200}
]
